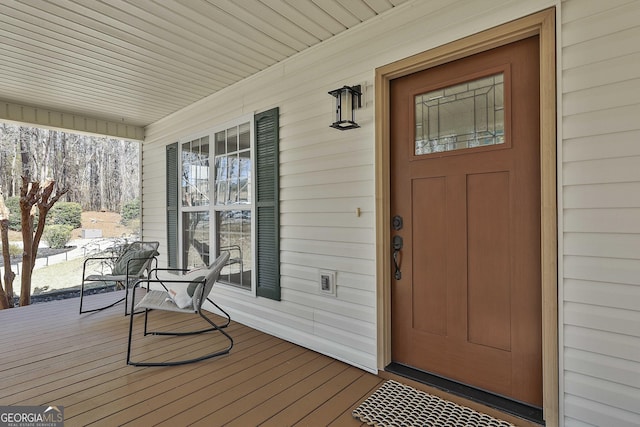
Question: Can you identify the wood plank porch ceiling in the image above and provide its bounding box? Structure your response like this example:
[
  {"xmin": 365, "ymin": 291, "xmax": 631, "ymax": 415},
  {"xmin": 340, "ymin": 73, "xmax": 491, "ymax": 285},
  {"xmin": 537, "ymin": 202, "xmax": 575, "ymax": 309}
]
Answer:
[
  {"xmin": 0, "ymin": 292, "xmax": 382, "ymax": 425},
  {"xmin": 0, "ymin": 0, "xmax": 409, "ymax": 128}
]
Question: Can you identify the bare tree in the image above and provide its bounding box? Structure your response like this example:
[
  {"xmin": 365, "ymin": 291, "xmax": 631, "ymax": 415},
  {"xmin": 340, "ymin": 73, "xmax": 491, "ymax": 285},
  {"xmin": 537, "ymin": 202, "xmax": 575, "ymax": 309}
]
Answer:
[
  {"xmin": 18, "ymin": 127, "xmax": 34, "ymax": 181},
  {"xmin": 0, "ymin": 123, "xmax": 141, "ymax": 307},
  {"xmin": 0, "ymin": 192, "xmax": 15, "ymax": 309},
  {"xmin": 18, "ymin": 177, "xmax": 68, "ymax": 306},
  {"xmin": 0, "ymin": 124, "xmax": 139, "ymax": 212}
]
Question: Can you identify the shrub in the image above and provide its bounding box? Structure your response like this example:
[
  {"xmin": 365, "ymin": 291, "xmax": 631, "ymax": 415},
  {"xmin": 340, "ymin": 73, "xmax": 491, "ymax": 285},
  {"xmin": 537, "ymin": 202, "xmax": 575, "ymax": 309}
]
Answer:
[
  {"xmin": 48, "ymin": 202, "xmax": 82, "ymax": 228},
  {"xmin": 43, "ymin": 225, "xmax": 73, "ymax": 249},
  {"xmin": 0, "ymin": 242, "xmax": 22, "ymax": 257},
  {"xmin": 126, "ymin": 217, "xmax": 141, "ymax": 233},
  {"xmin": 121, "ymin": 198, "xmax": 140, "ymax": 225},
  {"xmin": 4, "ymin": 197, "xmax": 20, "ymax": 230},
  {"xmin": 5, "ymin": 196, "xmax": 44, "ymax": 231},
  {"xmin": 8, "ymin": 243, "xmax": 21, "ymax": 257}
]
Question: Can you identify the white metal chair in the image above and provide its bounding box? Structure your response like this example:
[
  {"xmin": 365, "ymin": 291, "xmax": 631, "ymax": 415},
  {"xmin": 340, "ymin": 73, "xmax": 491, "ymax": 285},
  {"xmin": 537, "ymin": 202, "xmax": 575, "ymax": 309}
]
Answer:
[
  {"xmin": 126, "ymin": 251, "xmax": 232, "ymax": 366},
  {"xmin": 79, "ymin": 241, "xmax": 159, "ymax": 315}
]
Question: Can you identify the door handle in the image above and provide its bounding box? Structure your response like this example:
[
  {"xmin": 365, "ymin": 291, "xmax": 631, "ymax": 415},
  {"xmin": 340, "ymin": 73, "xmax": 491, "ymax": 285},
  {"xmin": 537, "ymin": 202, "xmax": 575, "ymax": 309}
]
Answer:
[{"xmin": 392, "ymin": 235, "xmax": 403, "ymax": 280}]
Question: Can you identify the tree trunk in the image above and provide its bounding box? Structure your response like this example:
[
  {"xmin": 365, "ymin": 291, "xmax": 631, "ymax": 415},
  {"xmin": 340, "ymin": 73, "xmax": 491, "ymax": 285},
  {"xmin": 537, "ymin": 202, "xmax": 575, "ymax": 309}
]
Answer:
[
  {"xmin": 0, "ymin": 190, "xmax": 15, "ymax": 309},
  {"xmin": 11, "ymin": 141, "xmax": 18, "ymax": 196},
  {"xmin": 18, "ymin": 177, "xmax": 68, "ymax": 306},
  {"xmin": 99, "ymin": 145, "xmax": 106, "ymax": 211},
  {"xmin": 41, "ymin": 130, "xmax": 52, "ymax": 179},
  {"xmin": 19, "ymin": 183, "xmax": 36, "ymax": 307},
  {"xmin": 0, "ymin": 192, "xmax": 14, "ymax": 308},
  {"xmin": 19, "ymin": 127, "xmax": 32, "ymax": 180},
  {"xmin": 31, "ymin": 180, "xmax": 59, "ymax": 268}
]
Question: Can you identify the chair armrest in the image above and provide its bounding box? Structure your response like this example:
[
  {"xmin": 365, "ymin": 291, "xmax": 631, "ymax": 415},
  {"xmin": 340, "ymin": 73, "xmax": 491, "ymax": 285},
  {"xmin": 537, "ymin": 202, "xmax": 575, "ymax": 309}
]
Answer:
[
  {"xmin": 220, "ymin": 246, "xmax": 243, "ymax": 268},
  {"xmin": 149, "ymin": 267, "xmax": 190, "ymax": 280},
  {"xmin": 83, "ymin": 255, "xmax": 118, "ymax": 264},
  {"xmin": 82, "ymin": 256, "xmax": 119, "ymax": 278},
  {"xmin": 220, "ymin": 245, "xmax": 242, "ymax": 258},
  {"xmin": 133, "ymin": 276, "xmax": 207, "ymax": 310}
]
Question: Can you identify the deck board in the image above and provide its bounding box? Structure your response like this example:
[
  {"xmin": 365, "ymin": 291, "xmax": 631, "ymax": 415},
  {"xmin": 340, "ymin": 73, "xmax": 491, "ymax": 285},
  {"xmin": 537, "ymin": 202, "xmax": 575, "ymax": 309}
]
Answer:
[
  {"xmin": 0, "ymin": 292, "xmax": 383, "ymax": 426},
  {"xmin": 228, "ymin": 360, "xmax": 352, "ymax": 426},
  {"xmin": 295, "ymin": 373, "xmax": 384, "ymax": 426}
]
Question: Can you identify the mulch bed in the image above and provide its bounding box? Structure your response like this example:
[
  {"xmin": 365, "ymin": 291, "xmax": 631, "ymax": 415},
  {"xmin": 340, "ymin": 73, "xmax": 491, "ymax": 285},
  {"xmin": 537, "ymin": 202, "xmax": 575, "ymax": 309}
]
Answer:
[
  {"xmin": 11, "ymin": 284, "xmax": 117, "ymax": 306},
  {"xmin": 1, "ymin": 245, "xmax": 114, "ymax": 305},
  {"xmin": 0, "ymin": 246, "xmax": 75, "ymax": 267}
]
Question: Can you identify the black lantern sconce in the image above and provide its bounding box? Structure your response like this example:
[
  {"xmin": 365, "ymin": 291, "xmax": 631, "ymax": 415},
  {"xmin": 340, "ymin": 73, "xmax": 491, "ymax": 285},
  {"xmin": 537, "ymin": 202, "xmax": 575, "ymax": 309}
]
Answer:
[{"xmin": 329, "ymin": 85, "xmax": 362, "ymax": 130}]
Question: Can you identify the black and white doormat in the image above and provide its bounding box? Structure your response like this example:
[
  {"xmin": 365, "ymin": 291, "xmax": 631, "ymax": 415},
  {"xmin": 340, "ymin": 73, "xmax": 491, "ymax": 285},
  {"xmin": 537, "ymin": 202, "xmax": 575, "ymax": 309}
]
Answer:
[{"xmin": 353, "ymin": 380, "xmax": 515, "ymax": 427}]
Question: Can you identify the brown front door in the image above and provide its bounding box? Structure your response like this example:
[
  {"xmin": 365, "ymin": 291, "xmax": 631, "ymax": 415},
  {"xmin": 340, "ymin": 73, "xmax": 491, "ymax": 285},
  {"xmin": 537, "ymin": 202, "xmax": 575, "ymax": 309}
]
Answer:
[{"xmin": 390, "ymin": 36, "xmax": 542, "ymax": 406}]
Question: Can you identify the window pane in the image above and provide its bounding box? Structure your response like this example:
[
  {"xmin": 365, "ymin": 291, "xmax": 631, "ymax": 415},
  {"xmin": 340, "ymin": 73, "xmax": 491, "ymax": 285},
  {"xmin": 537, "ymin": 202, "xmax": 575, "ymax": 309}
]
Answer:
[
  {"xmin": 217, "ymin": 210, "xmax": 251, "ymax": 290},
  {"xmin": 415, "ymin": 73, "xmax": 505, "ymax": 155},
  {"xmin": 239, "ymin": 122, "xmax": 250, "ymax": 150},
  {"xmin": 214, "ymin": 121, "xmax": 251, "ymax": 206},
  {"xmin": 214, "ymin": 155, "xmax": 228, "ymax": 205},
  {"xmin": 228, "ymin": 153, "xmax": 239, "ymax": 204},
  {"xmin": 186, "ymin": 119, "xmax": 254, "ymax": 291},
  {"xmin": 239, "ymin": 150, "xmax": 251, "ymax": 203},
  {"xmin": 215, "ymin": 131, "xmax": 226, "ymax": 155},
  {"xmin": 182, "ymin": 211, "xmax": 210, "ymax": 269},
  {"xmin": 227, "ymin": 126, "xmax": 238, "ymax": 152},
  {"xmin": 181, "ymin": 136, "xmax": 209, "ymax": 206}
]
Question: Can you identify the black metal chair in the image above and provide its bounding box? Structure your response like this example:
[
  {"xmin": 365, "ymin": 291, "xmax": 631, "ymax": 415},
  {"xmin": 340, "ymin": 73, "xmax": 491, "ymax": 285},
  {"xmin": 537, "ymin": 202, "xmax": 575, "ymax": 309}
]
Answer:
[
  {"xmin": 126, "ymin": 251, "xmax": 232, "ymax": 366},
  {"xmin": 79, "ymin": 241, "xmax": 159, "ymax": 315}
]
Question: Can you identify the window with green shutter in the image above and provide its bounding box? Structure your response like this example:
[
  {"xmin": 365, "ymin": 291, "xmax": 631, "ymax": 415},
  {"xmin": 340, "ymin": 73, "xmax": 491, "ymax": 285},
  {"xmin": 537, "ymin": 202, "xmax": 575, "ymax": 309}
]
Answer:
[{"xmin": 166, "ymin": 108, "xmax": 280, "ymax": 300}]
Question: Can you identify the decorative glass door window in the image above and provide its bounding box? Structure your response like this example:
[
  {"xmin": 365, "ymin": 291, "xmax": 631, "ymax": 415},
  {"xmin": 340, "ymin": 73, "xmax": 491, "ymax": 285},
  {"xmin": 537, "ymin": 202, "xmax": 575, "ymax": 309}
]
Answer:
[{"xmin": 415, "ymin": 73, "xmax": 505, "ymax": 155}]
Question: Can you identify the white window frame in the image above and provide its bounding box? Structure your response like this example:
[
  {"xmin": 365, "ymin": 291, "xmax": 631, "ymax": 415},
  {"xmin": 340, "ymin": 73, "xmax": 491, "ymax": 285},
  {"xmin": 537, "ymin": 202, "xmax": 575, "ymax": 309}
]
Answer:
[{"xmin": 177, "ymin": 113, "xmax": 255, "ymax": 294}]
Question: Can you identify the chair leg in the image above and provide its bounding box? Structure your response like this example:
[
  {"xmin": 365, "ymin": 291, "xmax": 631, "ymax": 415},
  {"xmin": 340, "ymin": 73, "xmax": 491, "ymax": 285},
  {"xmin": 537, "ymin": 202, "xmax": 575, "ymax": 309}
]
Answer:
[
  {"xmin": 126, "ymin": 290, "xmax": 151, "ymax": 364},
  {"xmin": 126, "ymin": 303, "xmax": 135, "ymax": 364},
  {"xmin": 80, "ymin": 281, "xmax": 143, "ymax": 316},
  {"xmin": 124, "ymin": 283, "xmax": 129, "ymax": 316},
  {"xmin": 123, "ymin": 279, "xmax": 145, "ymax": 316},
  {"xmin": 79, "ymin": 278, "xmax": 86, "ymax": 314},
  {"xmin": 79, "ymin": 284, "xmax": 126, "ymax": 315},
  {"xmin": 126, "ymin": 310, "xmax": 233, "ymax": 367},
  {"xmin": 143, "ymin": 307, "xmax": 150, "ymax": 335},
  {"xmin": 127, "ymin": 310, "xmax": 152, "ymax": 365},
  {"xmin": 206, "ymin": 298, "xmax": 232, "ymax": 328}
]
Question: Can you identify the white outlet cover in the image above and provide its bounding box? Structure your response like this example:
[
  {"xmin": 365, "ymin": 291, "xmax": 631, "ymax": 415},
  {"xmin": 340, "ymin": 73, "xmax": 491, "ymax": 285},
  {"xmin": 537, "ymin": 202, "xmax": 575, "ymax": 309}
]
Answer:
[{"xmin": 319, "ymin": 270, "xmax": 337, "ymax": 297}]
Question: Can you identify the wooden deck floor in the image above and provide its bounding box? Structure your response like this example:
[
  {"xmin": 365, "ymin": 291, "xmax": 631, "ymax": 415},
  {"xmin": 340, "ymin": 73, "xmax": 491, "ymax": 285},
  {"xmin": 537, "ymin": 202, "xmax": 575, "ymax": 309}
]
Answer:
[{"xmin": 0, "ymin": 291, "xmax": 383, "ymax": 426}]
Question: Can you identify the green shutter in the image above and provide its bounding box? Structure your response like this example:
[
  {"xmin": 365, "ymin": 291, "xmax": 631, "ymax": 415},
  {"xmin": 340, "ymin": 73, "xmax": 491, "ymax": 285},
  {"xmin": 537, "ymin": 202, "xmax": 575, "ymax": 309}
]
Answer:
[
  {"xmin": 255, "ymin": 108, "xmax": 280, "ymax": 300},
  {"xmin": 166, "ymin": 142, "xmax": 178, "ymax": 268}
]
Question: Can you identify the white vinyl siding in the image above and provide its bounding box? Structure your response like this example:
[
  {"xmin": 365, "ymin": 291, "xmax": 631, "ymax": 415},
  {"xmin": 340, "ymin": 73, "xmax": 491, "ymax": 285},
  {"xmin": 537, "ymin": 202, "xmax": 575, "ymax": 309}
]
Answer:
[
  {"xmin": 561, "ymin": 0, "xmax": 640, "ymax": 425},
  {"xmin": 143, "ymin": 0, "xmax": 558, "ymax": 374},
  {"xmin": 140, "ymin": 1, "xmax": 640, "ymax": 425}
]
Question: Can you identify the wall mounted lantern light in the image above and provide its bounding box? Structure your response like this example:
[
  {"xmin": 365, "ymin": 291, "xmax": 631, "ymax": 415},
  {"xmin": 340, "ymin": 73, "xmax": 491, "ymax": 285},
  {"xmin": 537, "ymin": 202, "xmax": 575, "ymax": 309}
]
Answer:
[{"xmin": 329, "ymin": 85, "xmax": 362, "ymax": 130}]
